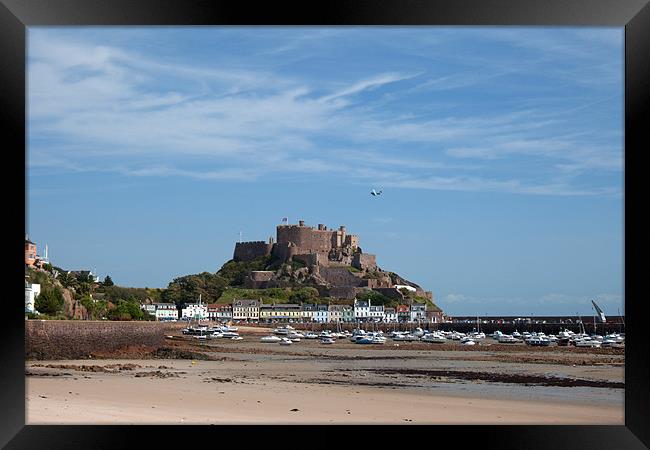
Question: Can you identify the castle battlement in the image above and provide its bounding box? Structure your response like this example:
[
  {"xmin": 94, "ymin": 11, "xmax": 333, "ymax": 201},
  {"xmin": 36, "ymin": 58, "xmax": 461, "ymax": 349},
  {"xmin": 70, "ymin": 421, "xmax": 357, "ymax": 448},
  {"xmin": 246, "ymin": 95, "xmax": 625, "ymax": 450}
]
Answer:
[{"xmin": 233, "ymin": 220, "xmax": 361, "ymax": 262}]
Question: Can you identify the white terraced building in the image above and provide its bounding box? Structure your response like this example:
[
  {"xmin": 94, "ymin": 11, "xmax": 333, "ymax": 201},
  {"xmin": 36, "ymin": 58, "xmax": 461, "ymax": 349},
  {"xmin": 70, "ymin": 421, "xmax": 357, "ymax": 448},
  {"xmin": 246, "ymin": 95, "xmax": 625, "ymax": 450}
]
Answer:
[
  {"xmin": 369, "ymin": 305, "xmax": 384, "ymax": 321},
  {"xmin": 25, "ymin": 282, "xmax": 40, "ymax": 314},
  {"xmin": 383, "ymin": 307, "xmax": 397, "ymax": 323},
  {"xmin": 410, "ymin": 304, "xmax": 427, "ymax": 322},
  {"xmin": 153, "ymin": 303, "xmax": 179, "ymax": 320},
  {"xmin": 314, "ymin": 305, "xmax": 329, "ymax": 323},
  {"xmin": 328, "ymin": 304, "xmax": 344, "ymax": 323},
  {"xmin": 301, "ymin": 304, "xmax": 316, "ymax": 322},
  {"xmin": 182, "ymin": 303, "xmax": 208, "ymax": 320},
  {"xmin": 232, "ymin": 299, "xmax": 259, "ymax": 321},
  {"xmin": 354, "ymin": 299, "xmax": 370, "ymax": 320}
]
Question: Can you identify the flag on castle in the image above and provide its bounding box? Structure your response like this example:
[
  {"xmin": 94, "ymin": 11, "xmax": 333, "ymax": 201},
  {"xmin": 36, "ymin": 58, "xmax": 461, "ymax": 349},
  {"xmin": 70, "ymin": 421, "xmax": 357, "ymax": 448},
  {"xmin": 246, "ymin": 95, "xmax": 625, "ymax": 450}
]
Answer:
[{"xmin": 281, "ymin": 217, "xmax": 288, "ymax": 224}]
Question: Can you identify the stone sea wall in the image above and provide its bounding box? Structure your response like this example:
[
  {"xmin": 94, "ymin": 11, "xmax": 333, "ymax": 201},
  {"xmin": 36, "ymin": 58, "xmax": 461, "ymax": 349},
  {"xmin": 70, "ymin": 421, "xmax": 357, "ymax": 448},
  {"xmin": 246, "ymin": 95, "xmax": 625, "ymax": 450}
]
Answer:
[{"xmin": 25, "ymin": 320, "xmax": 176, "ymax": 360}]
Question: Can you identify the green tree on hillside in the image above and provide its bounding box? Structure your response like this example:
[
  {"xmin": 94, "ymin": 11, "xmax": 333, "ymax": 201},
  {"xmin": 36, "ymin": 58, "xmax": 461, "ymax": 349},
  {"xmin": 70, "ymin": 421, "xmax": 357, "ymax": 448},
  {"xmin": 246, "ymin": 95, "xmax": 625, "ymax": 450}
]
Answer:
[
  {"xmin": 355, "ymin": 290, "xmax": 393, "ymax": 306},
  {"xmin": 162, "ymin": 272, "xmax": 229, "ymax": 306},
  {"xmin": 57, "ymin": 271, "xmax": 77, "ymax": 290},
  {"xmin": 35, "ymin": 286, "xmax": 65, "ymax": 315},
  {"xmin": 289, "ymin": 287, "xmax": 320, "ymax": 303},
  {"xmin": 107, "ymin": 299, "xmax": 153, "ymax": 321},
  {"xmin": 103, "ymin": 275, "xmax": 114, "ymax": 286},
  {"xmin": 80, "ymin": 295, "xmax": 109, "ymax": 320},
  {"xmin": 27, "ymin": 269, "xmax": 52, "ymax": 289},
  {"xmin": 217, "ymin": 255, "xmax": 272, "ymax": 285}
]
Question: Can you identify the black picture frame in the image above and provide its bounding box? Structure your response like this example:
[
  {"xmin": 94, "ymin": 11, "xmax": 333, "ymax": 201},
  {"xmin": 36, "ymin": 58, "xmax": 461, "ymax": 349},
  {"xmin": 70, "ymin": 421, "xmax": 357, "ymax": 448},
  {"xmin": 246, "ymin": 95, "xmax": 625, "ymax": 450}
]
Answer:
[{"xmin": 2, "ymin": 0, "xmax": 647, "ymax": 448}]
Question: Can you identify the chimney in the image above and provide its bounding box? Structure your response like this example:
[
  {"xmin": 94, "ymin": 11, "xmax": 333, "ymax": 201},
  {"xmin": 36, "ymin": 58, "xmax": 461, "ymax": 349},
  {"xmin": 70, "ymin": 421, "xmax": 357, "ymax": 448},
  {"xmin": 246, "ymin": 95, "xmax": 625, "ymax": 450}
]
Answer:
[
  {"xmin": 318, "ymin": 224, "xmax": 325, "ymax": 230},
  {"xmin": 299, "ymin": 220, "xmax": 305, "ymax": 226},
  {"xmin": 339, "ymin": 225, "xmax": 346, "ymax": 232}
]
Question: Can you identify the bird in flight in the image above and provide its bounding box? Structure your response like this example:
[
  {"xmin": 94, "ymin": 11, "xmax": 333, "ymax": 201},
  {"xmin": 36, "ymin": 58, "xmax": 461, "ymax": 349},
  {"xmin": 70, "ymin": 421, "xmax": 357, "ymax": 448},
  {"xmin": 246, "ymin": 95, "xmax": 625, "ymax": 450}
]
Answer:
[{"xmin": 370, "ymin": 188, "xmax": 383, "ymax": 197}]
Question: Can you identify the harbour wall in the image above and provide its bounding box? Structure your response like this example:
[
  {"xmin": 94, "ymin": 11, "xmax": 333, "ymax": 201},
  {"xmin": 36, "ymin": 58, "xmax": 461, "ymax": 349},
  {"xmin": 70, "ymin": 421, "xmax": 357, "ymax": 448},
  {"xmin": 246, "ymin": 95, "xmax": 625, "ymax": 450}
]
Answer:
[
  {"xmin": 25, "ymin": 320, "xmax": 178, "ymax": 360},
  {"xmin": 241, "ymin": 321, "xmax": 624, "ymax": 334},
  {"xmin": 436, "ymin": 322, "xmax": 624, "ymax": 335}
]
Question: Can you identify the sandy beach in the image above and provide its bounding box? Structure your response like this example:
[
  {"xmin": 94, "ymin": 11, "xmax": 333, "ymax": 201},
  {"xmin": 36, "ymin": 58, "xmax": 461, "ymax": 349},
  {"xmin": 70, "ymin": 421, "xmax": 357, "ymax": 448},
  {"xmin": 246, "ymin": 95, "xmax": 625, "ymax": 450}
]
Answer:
[{"xmin": 26, "ymin": 326, "xmax": 624, "ymax": 424}]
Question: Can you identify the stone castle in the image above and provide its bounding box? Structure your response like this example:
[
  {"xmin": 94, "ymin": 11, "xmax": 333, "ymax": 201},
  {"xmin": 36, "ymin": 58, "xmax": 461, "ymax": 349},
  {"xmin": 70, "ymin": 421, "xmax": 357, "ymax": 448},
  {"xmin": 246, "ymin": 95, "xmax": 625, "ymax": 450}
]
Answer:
[{"xmin": 233, "ymin": 220, "xmax": 433, "ymax": 303}]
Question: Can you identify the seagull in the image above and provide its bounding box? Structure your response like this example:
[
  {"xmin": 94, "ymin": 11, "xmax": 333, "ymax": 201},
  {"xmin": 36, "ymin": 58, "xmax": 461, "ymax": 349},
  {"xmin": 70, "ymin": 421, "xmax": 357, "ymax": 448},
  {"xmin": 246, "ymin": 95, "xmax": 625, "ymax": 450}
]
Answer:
[{"xmin": 370, "ymin": 188, "xmax": 383, "ymax": 197}]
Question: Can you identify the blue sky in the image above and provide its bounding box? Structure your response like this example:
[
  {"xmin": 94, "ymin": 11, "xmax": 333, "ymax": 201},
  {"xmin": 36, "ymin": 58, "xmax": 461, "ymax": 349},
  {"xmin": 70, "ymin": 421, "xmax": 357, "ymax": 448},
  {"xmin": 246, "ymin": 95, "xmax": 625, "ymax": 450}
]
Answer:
[{"xmin": 26, "ymin": 27, "xmax": 623, "ymax": 316}]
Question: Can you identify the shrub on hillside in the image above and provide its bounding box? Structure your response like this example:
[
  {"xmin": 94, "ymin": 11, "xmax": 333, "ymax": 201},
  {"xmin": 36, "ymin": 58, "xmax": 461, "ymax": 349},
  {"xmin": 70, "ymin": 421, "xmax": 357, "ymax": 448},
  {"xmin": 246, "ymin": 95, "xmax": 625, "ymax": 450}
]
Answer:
[
  {"xmin": 355, "ymin": 290, "xmax": 392, "ymax": 306},
  {"xmin": 289, "ymin": 287, "xmax": 320, "ymax": 303},
  {"xmin": 35, "ymin": 286, "xmax": 65, "ymax": 316}
]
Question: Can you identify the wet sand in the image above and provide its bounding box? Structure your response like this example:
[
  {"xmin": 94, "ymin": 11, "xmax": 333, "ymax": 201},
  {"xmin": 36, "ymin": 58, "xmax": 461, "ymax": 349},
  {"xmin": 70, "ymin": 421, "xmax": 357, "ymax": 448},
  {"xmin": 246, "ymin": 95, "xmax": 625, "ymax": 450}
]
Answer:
[{"xmin": 26, "ymin": 327, "xmax": 624, "ymax": 424}]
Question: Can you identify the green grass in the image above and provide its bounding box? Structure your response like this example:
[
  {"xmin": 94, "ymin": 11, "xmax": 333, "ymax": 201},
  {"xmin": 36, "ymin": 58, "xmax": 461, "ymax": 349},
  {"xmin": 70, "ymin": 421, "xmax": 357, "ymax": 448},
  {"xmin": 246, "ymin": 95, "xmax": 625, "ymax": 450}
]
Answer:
[{"xmin": 217, "ymin": 287, "xmax": 293, "ymax": 304}]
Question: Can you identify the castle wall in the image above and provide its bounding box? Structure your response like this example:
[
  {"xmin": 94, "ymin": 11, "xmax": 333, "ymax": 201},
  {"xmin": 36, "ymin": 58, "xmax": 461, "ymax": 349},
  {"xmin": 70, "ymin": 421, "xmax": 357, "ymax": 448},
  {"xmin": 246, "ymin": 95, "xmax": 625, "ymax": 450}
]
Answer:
[
  {"xmin": 344, "ymin": 235, "xmax": 359, "ymax": 247},
  {"xmin": 271, "ymin": 242, "xmax": 296, "ymax": 262},
  {"xmin": 277, "ymin": 225, "xmax": 337, "ymax": 254},
  {"xmin": 250, "ymin": 271, "xmax": 274, "ymax": 282},
  {"xmin": 319, "ymin": 267, "xmax": 365, "ymax": 287},
  {"xmin": 328, "ymin": 287, "xmax": 361, "ymax": 300},
  {"xmin": 361, "ymin": 278, "xmax": 392, "ymax": 288},
  {"xmin": 352, "ymin": 253, "xmax": 377, "ymax": 270},
  {"xmin": 293, "ymin": 253, "xmax": 330, "ymax": 268},
  {"xmin": 233, "ymin": 241, "xmax": 273, "ymax": 262}
]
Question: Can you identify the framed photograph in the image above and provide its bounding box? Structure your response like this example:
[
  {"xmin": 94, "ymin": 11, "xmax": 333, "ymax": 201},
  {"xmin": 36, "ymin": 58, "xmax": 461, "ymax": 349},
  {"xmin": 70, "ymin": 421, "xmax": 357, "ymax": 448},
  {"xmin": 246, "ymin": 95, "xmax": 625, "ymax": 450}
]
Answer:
[{"xmin": 3, "ymin": 0, "xmax": 648, "ymax": 448}]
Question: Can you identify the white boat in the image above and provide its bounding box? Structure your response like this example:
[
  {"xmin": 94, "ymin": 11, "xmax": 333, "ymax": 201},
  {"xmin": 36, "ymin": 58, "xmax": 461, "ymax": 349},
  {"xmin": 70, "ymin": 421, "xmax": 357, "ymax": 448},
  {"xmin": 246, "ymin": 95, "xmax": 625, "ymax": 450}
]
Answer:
[
  {"xmin": 221, "ymin": 332, "xmax": 240, "ymax": 338},
  {"xmin": 412, "ymin": 327, "xmax": 425, "ymax": 337},
  {"xmin": 491, "ymin": 331, "xmax": 503, "ymax": 339},
  {"xmin": 290, "ymin": 337, "xmax": 301, "ymax": 342},
  {"xmin": 497, "ymin": 334, "xmax": 520, "ymax": 344},
  {"xmin": 393, "ymin": 333, "xmax": 419, "ymax": 342},
  {"xmin": 273, "ymin": 325, "xmax": 295, "ymax": 335},
  {"xmin": 279, "ymin": 338, "xmax": 293, "ymax": 345},
  {"xmin": 460, "ymin": 336, "xmax": 475, "ymax": 344},
  {"xmin": 601, "ymin": 339, "xmax": 624, "ymax": 348},
  {"xmin": 604, "ymin": 333, "xmax": 625, "ymax": 343},
  {"xmin": 350, "ymin": 330, "xmax": 367, "ymax": 342},
  {"xmin": 304, "ymin": 332, "xmax": 319, "ymax": 339},
  {"xmin": 355, "ymin": 332, "xmax": 386, "ymax": 344},
  {"xmin": 525, "ymin": 337, "xmax": 551, "ymax": 346},
  {"xmin": 320, "ymin": 337, "xmax": 335, "ymax": 345},
  {"xmin": 230, "ymin": 336, "xmax": 243, "ymax": 341},
  {"xmin": 574, "ymin": 338, "xmax": 601, "ymax": 348},
  {"xmin": 260, "ymin": 335, "xmax": 282, "ymax": 343},
  {"xmin": 421, "ymin": 333, "xmax": 447, "ymax": 343},
  {"xmin": 287, "ymin": 332, "xmax": 305, "ymax": 339},
  {"xmin": 461, "ymin": 339, "xmax": 476, "ymax": 346}
]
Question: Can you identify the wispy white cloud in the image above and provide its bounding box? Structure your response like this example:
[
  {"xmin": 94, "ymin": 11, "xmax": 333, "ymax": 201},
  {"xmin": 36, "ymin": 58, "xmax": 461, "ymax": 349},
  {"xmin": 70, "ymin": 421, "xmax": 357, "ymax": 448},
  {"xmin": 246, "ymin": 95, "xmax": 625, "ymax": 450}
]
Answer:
[
  {"xmin": 319, "ymin": 72, "xmax": 421, "ymax": 103},
  {"xmin": 27, "ymin": 29, "xmax": 622, "ymax": 197}
]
